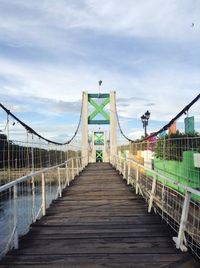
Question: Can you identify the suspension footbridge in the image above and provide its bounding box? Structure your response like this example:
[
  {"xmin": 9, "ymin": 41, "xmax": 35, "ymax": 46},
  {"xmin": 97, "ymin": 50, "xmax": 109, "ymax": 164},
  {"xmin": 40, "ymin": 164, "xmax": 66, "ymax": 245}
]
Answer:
[{"xmin": 0, "ymin": 91, "xmax": 200, "ymax": 267}]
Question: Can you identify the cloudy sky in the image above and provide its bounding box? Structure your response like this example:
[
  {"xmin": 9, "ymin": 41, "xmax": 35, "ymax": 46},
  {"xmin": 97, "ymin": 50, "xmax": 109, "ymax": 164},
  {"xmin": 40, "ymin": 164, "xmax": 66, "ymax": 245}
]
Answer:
[{"xmin": 0, "ymin": 0, "xmax": 199, "ymax": 141}]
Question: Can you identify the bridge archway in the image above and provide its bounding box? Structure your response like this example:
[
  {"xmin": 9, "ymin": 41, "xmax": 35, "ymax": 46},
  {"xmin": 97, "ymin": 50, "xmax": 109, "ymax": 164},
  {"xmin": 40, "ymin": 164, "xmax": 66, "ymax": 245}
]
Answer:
[{"xmin": 81, "ymin": 91, "xmax": 117, "ymax": 164}]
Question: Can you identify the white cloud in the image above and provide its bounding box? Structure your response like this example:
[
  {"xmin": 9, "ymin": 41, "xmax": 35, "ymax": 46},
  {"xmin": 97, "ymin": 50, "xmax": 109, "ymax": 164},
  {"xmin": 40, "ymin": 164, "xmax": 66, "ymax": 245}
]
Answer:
[
  {"xmin": 0, "ymin": 119, "xmax": 81, "ymax": 143},
  {"xmin": 0, "ymin": 54, "xmax": 199, "ymax": 122},
  {"xmin": 0, "ymin": 0, "xmax": 199, "ymax": 50},
  {"xmin": 43, "ymin": 0, "xmax": 200, "ymax": 43},
  {"xmin": 0, "ymin": 0, "xmax": 199, "ymax": 142}
]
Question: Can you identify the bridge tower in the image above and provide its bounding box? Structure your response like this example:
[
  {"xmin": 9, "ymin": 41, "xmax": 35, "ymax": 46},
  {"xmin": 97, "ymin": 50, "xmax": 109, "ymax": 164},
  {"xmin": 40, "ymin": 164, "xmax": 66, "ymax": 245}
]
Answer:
[{"xmin": 81, "ymin": 91, "xmax": 116, "ymax": 164}]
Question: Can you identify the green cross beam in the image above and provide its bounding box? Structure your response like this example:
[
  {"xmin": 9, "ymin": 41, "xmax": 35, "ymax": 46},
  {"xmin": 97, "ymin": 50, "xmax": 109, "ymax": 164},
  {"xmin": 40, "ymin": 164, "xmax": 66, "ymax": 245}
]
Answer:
[
  {"xmin": 94, "ymin": 132, "xmax": 104, "ymax": 145},
  {"xmin": 88, "ymin": 96, "xmax": 110, "ymax": 124},
  {"xmin": 96, "ymin": 151, "xmax": 103, "ymax": 159}
]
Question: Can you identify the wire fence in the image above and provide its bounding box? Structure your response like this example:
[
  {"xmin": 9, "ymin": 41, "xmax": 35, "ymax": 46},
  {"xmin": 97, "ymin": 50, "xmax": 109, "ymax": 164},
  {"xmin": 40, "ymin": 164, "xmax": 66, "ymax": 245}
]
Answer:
[
  {"xmin": 0, "ymin": 156, "xmax": 85, "ymax": 258},
  {"xmin": 113, "ymin": 94, "xmax": 200, "ymax": 260},
  {"xmin": 112, "ymin": 154, "xmax": 200, "ymax": 260},
  {"xmin": 0, "ymin": 100, "xmax": 84, "ymax": 258},
  {"xmin": 0, "ymin": 99, "xmax": 83, "ymax": 186},
  {"xmin": 0, "ymin": 92, "xmax": 199, "ymax": 260}
]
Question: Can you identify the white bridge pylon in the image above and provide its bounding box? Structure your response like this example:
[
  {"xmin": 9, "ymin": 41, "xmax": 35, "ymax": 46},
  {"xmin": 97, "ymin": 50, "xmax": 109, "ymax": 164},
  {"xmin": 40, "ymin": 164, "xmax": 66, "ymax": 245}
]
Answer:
[{"xmin": 81, "ymin": 91, "xmax": 117, "ymax": 164}]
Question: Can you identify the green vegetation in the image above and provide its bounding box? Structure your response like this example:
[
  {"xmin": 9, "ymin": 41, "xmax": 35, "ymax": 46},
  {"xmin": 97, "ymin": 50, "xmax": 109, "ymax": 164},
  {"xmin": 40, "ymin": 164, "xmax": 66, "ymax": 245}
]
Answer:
[
  {"xmin": 0, "ymin": 134, "xmax": 78, "ymax": 169},
  {"xmin": 154, "ymin": 131, "xmax": 200, "ymax": 161}
]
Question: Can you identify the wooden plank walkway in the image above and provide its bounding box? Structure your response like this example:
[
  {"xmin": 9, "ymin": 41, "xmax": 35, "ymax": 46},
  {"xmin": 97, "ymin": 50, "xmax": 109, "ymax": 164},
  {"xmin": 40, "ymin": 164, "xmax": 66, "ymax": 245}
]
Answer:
[{"xmin": 0, "ymin": 163, "xmax": 199, "ymax": 267}]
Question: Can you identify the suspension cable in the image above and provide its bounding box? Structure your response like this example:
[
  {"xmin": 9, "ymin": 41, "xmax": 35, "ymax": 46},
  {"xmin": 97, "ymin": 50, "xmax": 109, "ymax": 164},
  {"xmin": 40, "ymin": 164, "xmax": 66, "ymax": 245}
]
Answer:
[
  {"xmin": 115, "ymin": 101, "xmax": 133, "ymax": 142},
  {"xmin": 115, "ymin": 92, "xmax": 200, "ymax": 143},
  {"xmin": 65, "ymin": 97, "xmax": 83, "ymax": 144},
  {"xmin": 0, "ymin": 99, "xmax": 83, "ymax": 145},
  {"xmin": 145, "ymin": 93, "xmax": 200, "ymax": 140}
]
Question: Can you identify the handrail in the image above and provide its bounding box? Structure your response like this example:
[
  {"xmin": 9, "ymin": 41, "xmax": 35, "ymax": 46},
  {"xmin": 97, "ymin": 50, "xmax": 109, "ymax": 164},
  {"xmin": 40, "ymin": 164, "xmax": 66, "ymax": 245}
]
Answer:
[
  {"xmin": 0, "ymin": 156, "xmax": 83, "ymax": 193},
  {"xmin": 132, "ymin": 157, "xmax": 199, "ymax": 197},
  {"xmin": 112, "ymin": 154, "xmax": 200, "ymax": 197},
  {"xmin": 0, "ymin": 155, "xmax": 88, "ymax": 259},
  {"xmin": 110, "ymin": 154, "xmax": 200, "ymax": 257}
]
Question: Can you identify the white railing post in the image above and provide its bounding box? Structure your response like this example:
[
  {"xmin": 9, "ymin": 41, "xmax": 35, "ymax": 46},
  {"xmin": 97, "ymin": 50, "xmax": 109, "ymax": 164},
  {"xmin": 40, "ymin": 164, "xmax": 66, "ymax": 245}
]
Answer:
[
  {"xmin": 127, "ymin": 160, "xmax": 131, "ymax": 185},
  {"xmin": 117, "ymin": 157, "xmax": 120, "ymax": 172},
  {"xmin": 31, "ymin": 145, "xmax": 36, "ymax": 222},
  {"xmin": 173, "ymin": 191, "xmax": 191, "ymax": 252},
  {"xmin": 72, "ymin": 159, "xmax": 75, "ymax": 179},
  {"xmin": 81, "ymin": 157, "xmax": 83, "ymax": 171},
  {"xmin": 110, "ymin": 155, "xmax": 112, "ymax": 166},
  {"xmin": 83, "ymin": 156, "xmax": 86, "ymax": 169},
  {"xmin": 117, "ymin": 157, "xmax": 119, "ymax": 172},
  {"xmin": 31, "ymin": 146, "xmax": 34, "ymax": 171},
  {"xmin": 76, "ymin": 158, "xmax": 79, "ymax": 176},
  {"xmin": 84, "ymin": 156, "xmax": 86, "ymax": 169},
  {"xmin": 136, "ymin": 166, "xmax": 139, "ymax": 194},
  {"xmin": 119, "ymin": 157, "xmax": 122, "ymax": 174},
  {"xmin": 123, "ymin": 159, "xmax": 126, "ymax": 179},
  {"xmin": 78, "ymin": 159, "xmax": 80, "ymax": 173},
  {"xmin": 80, "ymin": 158, "xmax": 82, "ymax": 171},
  {"xmin": 31, "ymin": 176, "xmax": 36, "ymax": 222},
  {"xmin": 80, "ymin": 158, "xmax": 83, "ymax": 171},
  {"xmin": 13, "ymin": 184, "xmax": 18, "ymax": 249},
  {"xmin": 41, "ymin": 173, "xmax": 46, "ymax": 216},
  {"xmin": 65, "ymin": 162, "xmax": 69, "ymax": 186},
  {"xmin": 148, "ymin": 175, "xmax": 157, "ymax": 213},
  {"xmin": 57, "ymin": 167, "xmax": 62, "ymax": 197},
  {"xmin": 112, "ymin": 155, "xmax": 115, "ymax": 168}
]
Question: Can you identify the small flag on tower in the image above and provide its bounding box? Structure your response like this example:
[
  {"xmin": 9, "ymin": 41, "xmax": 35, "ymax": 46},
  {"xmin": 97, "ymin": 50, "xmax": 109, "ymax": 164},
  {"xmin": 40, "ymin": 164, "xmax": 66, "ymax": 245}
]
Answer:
[{"xmin": 185, "ymin": 116, "xmax": 195, "ymax": 135}]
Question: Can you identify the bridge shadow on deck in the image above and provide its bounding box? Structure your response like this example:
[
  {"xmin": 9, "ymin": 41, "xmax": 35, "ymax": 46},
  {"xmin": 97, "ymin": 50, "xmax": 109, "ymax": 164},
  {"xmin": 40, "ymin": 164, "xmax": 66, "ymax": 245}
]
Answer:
[{"xmin": 0, "ymin": 163, "xmax": 199, "ymax": 267}]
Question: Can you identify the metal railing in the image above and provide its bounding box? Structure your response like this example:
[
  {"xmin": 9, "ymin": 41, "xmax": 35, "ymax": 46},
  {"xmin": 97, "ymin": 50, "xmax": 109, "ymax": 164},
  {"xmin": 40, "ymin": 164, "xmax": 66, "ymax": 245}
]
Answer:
[
  {"xmin": 111, "ymin": 154, "xmax": 200, "ymax": 260},
  {"xmin": 0, "ymin": 156, "xmax": 87, "ymax": 258}
]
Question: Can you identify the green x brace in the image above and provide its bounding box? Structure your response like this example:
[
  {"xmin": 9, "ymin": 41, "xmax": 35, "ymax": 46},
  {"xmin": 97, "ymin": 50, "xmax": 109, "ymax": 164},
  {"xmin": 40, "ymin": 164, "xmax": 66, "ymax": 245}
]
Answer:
[
  {"xmin": 96, "ymin": 151, "xmax": 103, "ymax": 159},
  {"xmin": 94, "ymin": 132, "xmax": 104, "ymax": 145},
  {"xmin": 88, "ymin": 97, "xmax": 110, "ymax": 124}
]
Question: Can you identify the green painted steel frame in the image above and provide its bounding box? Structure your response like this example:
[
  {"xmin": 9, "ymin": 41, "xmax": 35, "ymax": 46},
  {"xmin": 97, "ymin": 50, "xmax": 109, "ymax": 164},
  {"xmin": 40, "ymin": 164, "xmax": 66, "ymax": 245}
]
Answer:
[
  {"xmin": 88, "ymin": 119, "xmax": 110, "ymax": 125},
  {"xmin": 88, "ymin": 94, "xmax": 110, "ymax": 125},
  {"xmin": 94, "ymin": 132, "xmax": 104, "ymax": 145},
  {"xmin": 96, "ymin": 150, "xmax": 103, "ymax": 161},
  {"xmin": 88, "ymin": 93, "xmax": 109, "ymax": 98}
]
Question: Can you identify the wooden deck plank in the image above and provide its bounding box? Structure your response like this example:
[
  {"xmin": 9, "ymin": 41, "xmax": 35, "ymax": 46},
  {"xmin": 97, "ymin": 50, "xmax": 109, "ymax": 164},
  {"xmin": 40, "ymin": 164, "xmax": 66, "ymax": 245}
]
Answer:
[
  {"xmin": 0, "ymin": 163, "xmax": 199, "ymax": 267},
  {"xmin": 1, "ymin": 254, "xmax": 197, "ymax": 268}
]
